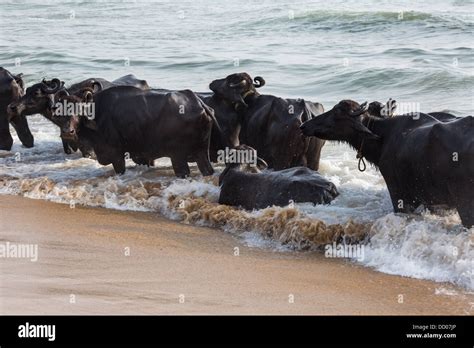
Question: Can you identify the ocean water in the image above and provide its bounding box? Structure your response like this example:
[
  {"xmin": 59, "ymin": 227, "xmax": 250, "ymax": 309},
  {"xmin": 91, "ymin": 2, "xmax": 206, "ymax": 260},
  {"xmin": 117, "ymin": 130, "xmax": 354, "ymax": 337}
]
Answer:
[{"xmin": 0, "ymin": 0, "xmax": 473, "ymax": 291}]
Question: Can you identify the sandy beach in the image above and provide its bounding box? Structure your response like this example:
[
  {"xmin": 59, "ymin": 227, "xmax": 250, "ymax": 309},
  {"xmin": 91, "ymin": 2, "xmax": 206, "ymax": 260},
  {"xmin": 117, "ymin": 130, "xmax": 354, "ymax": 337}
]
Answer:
[{"xmin": 0, "ymin": 195, "xmax": 472, "ymax": 315}]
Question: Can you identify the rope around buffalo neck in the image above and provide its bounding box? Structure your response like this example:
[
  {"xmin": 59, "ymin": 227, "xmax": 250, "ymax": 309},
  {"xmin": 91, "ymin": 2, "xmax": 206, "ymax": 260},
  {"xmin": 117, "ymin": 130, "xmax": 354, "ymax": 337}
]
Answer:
[
  {"xmin": 356, "ymin": 118, "xmax": 372, "ymax": 172},
  {"xmin": 356, "ymin": 149, "xmax": 366, "ymax": 172}
]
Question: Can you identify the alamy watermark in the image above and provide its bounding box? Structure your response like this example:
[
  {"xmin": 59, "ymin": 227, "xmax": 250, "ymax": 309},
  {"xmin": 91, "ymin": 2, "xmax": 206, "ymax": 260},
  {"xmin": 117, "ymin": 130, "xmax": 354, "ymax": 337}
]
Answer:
[
  {"xmin": 217, "ymin": 146, "xmax": 257, "ymax": 167},
  {"xmin": 53, "ymin": 100, "xmax": 95, "ymax": 120},
  {"xmin": 324, "ymin": 242, "xmax": 364, "ymax": 262},
  {"xmin": 18, "ymin": 322, "xmax": 55, "ymax": 341}
]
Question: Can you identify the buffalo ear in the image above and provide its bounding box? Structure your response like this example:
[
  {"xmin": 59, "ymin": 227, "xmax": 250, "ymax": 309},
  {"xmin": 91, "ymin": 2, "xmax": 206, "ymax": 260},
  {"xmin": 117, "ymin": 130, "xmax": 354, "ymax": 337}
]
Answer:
[
  {"xmin": 14, "ymin": 74, "xmax": 24, "ymax": 89},
  {"xmin": 353, "ymin": 121, "xmax": 380, "ymax": 140},
  {"xmin": 209, "ymin": 79, "xmax": 248, "ymax": 107},
  {"xmin": 209, "ymin": 79, "xmax": 223, "ymax": 95}
]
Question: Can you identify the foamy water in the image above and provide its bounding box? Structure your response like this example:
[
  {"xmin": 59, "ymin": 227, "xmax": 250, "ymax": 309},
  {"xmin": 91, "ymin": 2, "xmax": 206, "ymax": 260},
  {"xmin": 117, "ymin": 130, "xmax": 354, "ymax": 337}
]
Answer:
[{"xmin": 1, "ymin": 115, "xmax": 472, "ymax": 291}]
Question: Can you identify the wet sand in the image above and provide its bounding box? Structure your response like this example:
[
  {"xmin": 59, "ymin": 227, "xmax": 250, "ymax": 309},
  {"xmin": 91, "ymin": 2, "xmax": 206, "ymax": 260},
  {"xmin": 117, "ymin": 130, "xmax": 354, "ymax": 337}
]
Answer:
[{"xmin": 0, "ymin": 195, "xmax": 472, "ymax": 315}]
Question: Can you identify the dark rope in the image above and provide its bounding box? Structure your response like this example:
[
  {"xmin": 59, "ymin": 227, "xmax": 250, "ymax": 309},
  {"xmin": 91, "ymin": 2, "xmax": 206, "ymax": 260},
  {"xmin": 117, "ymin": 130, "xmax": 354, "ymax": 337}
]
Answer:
[
  {"xmin": 356, "ymin": 118, "xmax": 372, "ymax": 172},
  {"xmin": 357, "ymin": 153, "xmax": 366, "ymax": 172}
]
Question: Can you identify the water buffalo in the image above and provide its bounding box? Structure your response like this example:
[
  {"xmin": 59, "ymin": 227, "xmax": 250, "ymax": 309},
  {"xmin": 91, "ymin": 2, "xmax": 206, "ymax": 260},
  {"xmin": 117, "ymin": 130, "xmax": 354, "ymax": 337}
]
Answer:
[
  {"xmin": 63, "ymin": 86, "xmax": 217, "ymax": 177},
  {"xmin": 117, "ymin": 86, "xmax": 243, "ymax": 163},
  {"xmin": 218, "ymin": 145, "xmax": 339, "ymax": 210},
  {"xmin": 0, "ymin": 67, "xmax": 34, "ymax": 150},
  {"xmin": 300, "ymin": 100, "xmax": 474, "ymax": 227},
  {"xmin": 209, "ymin": 73, "xmax": 326, "ymax": 170}
]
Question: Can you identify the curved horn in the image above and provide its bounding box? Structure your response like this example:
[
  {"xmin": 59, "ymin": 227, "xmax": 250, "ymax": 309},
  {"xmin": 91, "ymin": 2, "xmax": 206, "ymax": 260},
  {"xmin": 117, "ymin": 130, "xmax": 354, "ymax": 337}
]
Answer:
[
  {"xmin": 56, "ymin": 89, "xmax": 70, "ymax": 99},
  {"xmin": 350, "ymin": 101, "xmax": 368, "ymax": 117},
  {"xmin": 82, "ymin": 90, "xmax": 93, "ymax": 103},
  {"xmin": 40, "ymin": 78, "xmax": 63, "ymax": 94},
  {"xmin": 229, "ymin": 79, "xmax": 247, "ymax": 88},
  {"xmin": 256, "ymin": 157, "xmax": 268, "ymax": 170},
  {"xmin": 253, "ymin": 76, "xmax": 265, "ymax": 88}
]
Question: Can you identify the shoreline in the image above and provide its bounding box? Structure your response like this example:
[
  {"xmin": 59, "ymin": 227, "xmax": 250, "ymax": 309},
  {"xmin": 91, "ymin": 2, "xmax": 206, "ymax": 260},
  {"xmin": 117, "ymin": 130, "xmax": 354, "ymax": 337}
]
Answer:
[{"xmin": 0, "ymin": 194, "xmax": 472, "ymax": 315}]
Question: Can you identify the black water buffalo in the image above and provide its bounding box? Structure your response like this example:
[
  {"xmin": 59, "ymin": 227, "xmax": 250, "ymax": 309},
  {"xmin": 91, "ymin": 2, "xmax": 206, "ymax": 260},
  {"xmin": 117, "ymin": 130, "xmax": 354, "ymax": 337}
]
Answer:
[
  {"xmin": 218, "ymin": 145, "xmax": 339, "ymax": 210},
  {"xmin": 209, "ymin": 73, "xmax": 326, "ymax": 170},
  {"xmin": 61, "ymin": 83, "xmax": 224, "ymax": 169},
  {"xmin": 7, "ymin": 75, "xmax": 150, "ymax": 157},
  {"xmin": 300, "ymin": 100, "xmax": 474, "ymax": 227},
  {"xmin": 63, "ymin": 86, "xmax": 217, "ymax": 177},
  {"xmin": 0, "ymin": 67, "xmax": 34, "ymax": 150}
]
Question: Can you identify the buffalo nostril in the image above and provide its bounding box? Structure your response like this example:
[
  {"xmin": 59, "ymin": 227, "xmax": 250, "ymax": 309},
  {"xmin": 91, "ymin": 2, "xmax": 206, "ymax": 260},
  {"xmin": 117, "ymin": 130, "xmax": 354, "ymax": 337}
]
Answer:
[
  {"xmin": 70, "ymin": 129, "xmax": 75, "ymax": 134},
  {"xmin": 9, "ymin": 105, "xmax": 17, "ymax": 110}
]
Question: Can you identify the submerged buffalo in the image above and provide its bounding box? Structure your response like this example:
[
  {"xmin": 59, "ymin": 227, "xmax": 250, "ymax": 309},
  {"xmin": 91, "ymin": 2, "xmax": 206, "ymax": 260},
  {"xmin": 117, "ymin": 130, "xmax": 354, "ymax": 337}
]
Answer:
[
  {"xmin": 209, "ymin": 73, "xmax": 326, "ymax": 170},
  {"xmin": 63, "ymin": 86, "xmax": 217, "ymax": 177},
  {"xmin": 0, "ymin": 67, "xmax": 33, "ymax": 150},
  {"xmin": 300, "ymin": 100, "xmax": 473, "ymax": 227},
  {"xmin": 218, "ymin": 145, "xmax": 339, "ymax": 210}
]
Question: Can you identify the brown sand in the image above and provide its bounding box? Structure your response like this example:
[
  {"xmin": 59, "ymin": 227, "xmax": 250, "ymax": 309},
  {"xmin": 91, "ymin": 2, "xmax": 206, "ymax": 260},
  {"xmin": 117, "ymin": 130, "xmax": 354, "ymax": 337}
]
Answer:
[{"xmin": 0, "ymin": 195, "xmax": 472, "ymax": 315}]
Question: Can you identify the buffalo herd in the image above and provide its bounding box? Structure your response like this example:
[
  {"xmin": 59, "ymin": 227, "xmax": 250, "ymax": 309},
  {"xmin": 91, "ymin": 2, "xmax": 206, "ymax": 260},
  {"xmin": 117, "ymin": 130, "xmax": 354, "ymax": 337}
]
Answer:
[{"xmin": 2, "ymin": 67, "xmax": 473, "ymax": 227}]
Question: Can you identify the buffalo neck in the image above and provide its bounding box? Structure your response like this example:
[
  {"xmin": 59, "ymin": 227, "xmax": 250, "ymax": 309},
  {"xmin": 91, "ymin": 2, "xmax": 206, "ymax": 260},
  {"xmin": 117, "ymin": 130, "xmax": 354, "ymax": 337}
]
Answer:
[
  {"xmin": 38, "ymin": 108, "xmax": 63, "ymax": 127},
  {"xmin": 79, "ymin": 125, "xmax": 101, "ymax": 144}
]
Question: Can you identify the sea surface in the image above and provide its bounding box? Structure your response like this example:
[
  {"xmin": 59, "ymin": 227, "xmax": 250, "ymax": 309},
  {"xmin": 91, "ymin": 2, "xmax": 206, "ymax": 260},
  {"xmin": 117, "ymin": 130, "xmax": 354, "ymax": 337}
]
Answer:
[{"xmin": 0, "ymin": 0, "xmax": 473, "ymax": 291}]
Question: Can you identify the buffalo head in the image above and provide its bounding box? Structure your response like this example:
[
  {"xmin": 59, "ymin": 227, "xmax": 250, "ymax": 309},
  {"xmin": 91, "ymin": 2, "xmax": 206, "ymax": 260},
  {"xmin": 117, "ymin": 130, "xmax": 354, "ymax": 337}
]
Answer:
[
  {"xmin": 209, "ymin": 73, "xmax": 265, "ymax": 107},
  {"xmin": 58, "ymin": 88, "xmax": 95, "ymax": 142},
  {"xmin": 7, "ymin": 78, "xmax": 64, "ymax": 120},
  {"xmin": 300, "ymin": 100, "xmax": 379, "ymax": 141}
]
